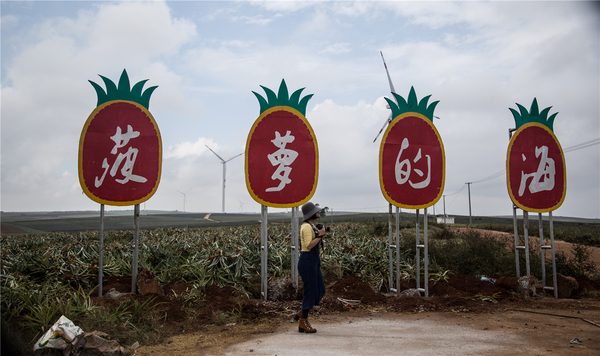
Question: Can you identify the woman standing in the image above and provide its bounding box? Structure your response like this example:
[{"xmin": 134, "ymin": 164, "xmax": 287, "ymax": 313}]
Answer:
[{"xmin": 296, "ymin": 202, "xmax": 327, "ymax": 333}]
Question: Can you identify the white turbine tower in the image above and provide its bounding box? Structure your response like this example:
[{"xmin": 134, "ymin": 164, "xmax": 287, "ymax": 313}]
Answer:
[
  {"xmin": 206, "ymin": 145, "xmax": 244, "ymax": 213},
  {"xmin": 177, "ymin": 189, "xmax": 191, "ymax": 212}
]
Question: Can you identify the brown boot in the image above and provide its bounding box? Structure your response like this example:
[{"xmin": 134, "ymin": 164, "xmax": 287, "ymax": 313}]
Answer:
[
  {"xmin": 298, "ymin": 319, "xmax": 317, "ymax": 333},
  {"xmin": 294, "ymin": 310, "xmax": 302, "ymax": 321}
]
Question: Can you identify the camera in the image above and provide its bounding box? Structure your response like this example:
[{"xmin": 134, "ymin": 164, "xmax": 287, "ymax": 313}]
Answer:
[{"xmin": 316, "ymin": 224, "xmax": 331, "ymax": 232}]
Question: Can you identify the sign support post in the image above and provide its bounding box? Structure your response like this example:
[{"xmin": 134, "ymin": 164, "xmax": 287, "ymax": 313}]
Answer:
[
  {"xmin": 131, "ymin": 204, "xmax": 140, "ymax": 293},
  {"xmin": 549, "ymin": 212, "xmax": 558, "ymax": 299},
  {"xmin": 291, "ymin": 207, "xmax": 299, "ymax": 294},
  {"xmin": 260, "ymin": 205, "xmax": 268, "ymax": 301},
  {"xmin": 98, "ymin": 204, "xmax": 105, "ymax": 297},
  {"xmin": 388, "ymin": 203, "xmax": 393, "ymax": 293},
  {"xmin": 395, "ymin": 206, "xmax": 401, "ymax": 296},
  {"xmin": 424, "ymin": 208, "xmax": 429, "ymax": 297}
]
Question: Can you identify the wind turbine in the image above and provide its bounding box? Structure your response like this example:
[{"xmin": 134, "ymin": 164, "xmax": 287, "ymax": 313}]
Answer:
[
  {"xmin": 206, "ymin": 145, "xmax": 244, "ymax": 213},
  {"xmin": 177, "ymin": 189, "xmax": 191, "ymax": 212},
  {"xmin": 238, "ymin": 198, "xmax": 248, "ymax": 213},
  {"xmin": 373, "ymin": 51, "xmax": 397, "ymax": 143}
]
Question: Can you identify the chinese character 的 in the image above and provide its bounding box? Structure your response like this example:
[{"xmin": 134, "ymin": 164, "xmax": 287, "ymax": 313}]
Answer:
[
  {"xmin": 395, "ymin": 137, "xmax": 431, "ymax": 189},
  {"xmin": 266, "ymin": 130, "xmax": 298, "ymax": 192},
  {"xmin": 94, "ymin": 125, "xmax": 148, "ymax": 187}
]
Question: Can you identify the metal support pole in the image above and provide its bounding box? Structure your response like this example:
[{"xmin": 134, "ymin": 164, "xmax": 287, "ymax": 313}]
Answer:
[
  {"xmin": 539, "ymin": 213, "xmax": 546, "ymax": 289},
  {"xmin": 513, "ymin": 204, "xmax": 520, "ymax": 278},
  {"xmin": 467, "ymin": 182, "xmax": 472, "ymax": 228},
  {"xmin": 291, "ymin": 207, "xmax": 299, "ymax": 293},
  {"xmin": 131, "ymin": 204, "xmax": 140, "ymax": 293},
  {"xmin": 523, "ymin": 210, "xmax": 531, "ymax": 276},
  {"xmin": 261, "ymin": 205, "xmax": 268, "ymax": 301},
  {"xmin": 98, "ymin": 204, "xmax": 105, "ymax": 297},
  {"xmin": 424, "ymin": 208, "xmax": 429, "ymax": 297},
  {"xmin": 443, "ymin": 195, "xmax": 446, "ymax": 224},
  {"xmin": 549, "ymin": 212, "xmax": 558, "ymax": 299},
  {"xmin": 388, "ymin": 203, "xmax": 393, "ymax": 293},
  {"xmin": 415, "ymin": 209, "xmax": 421, "ymax": 294},
  {"xmin": 395, "ymin": 206, "xmax": 401, "ymax": 296}
]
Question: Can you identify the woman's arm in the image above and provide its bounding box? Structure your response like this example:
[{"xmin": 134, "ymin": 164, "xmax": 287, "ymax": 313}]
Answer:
[{"xmin": 306, "ymin": 225, "xmax": 326, "ymax": 250}]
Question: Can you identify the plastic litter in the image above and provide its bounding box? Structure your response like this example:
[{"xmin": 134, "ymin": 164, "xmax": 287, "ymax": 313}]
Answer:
[
  {"xmin": 34, "ymin": 315, "xmax": 83, "ymax": 351},
  {"xmin": 337, "ymin": 297, "xmax": 361, "ymax": 308},
  {"xmin": 570, "ymin": 338, "xmax": 583, "ymax": 345},
  {"xmin": 33, "ymin": 315, "xmax": 125, "ymax": 355},
  {"xmin": 477, "ymin": 275, "xmax": 496, "ymax": 284}
]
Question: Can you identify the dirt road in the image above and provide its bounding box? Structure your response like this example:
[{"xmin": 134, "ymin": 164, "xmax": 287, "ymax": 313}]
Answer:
[{"xmin": 450, "ymin": 227, "xmax": 600, "ymax": 264}]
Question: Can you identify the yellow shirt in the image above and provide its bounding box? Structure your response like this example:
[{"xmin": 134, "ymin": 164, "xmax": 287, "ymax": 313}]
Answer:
[{"xmin": 300, "ymin": 222, "xmax": 316, "ymax": 251}]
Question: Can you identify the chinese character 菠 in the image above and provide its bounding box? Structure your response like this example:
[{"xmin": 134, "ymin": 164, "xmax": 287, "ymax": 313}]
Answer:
[{"xmin": 94, "ymin": 125, "xmax": 148, "ymax": 187}]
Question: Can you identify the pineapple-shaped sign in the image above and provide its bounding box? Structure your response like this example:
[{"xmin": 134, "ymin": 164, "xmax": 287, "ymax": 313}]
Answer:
[
  {"xmin": 245, "ymin": 79, "xmax": 318, "ymax": 208},
  {"xmin": 506, "ymin": 99, "xmax": 566, "ymax": 212},
  {"xmin": 79, "ymin": 69, "xmax": 162, "ymax": 206},
  {"xmin": 379, "ymin": 87, "xmax": 445, "ymax": 209}
]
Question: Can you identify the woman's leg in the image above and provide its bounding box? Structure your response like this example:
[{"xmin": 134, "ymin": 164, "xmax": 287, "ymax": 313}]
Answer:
[{"xmin": 298, "ymin": 257, "xmax": 318, "ymax": 311}]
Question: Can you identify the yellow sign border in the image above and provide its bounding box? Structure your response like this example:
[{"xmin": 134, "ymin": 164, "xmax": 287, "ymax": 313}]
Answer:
[
  {"xmin": 78, "ymin": 100, "xmax": 162, "ymax": 206},
  {"xmin": 245, "ymin": 106, "xmax": 319, "ymax": 208},
  {"xmin": 379, "ymin": 112, "xmax": 446, "ymax": 210},
  {"xmin": 506, "ymin": 122, "xmax": 566, "ymax": 213}
]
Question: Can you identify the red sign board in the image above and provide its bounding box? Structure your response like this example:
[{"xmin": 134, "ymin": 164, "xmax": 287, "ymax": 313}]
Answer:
[
  {"xmin": 245, "ymin": 106, "xmax": 318, "ymax": 208},
  {"xmin": 79, "ymin": 101, "xmax": 162, "ymax": 206},
  {"xmin": 506, "ymin": 122, "xmax": 566, "ymax": 212},
  {"xmin": 380, "ymin": 113, "xmax": 445, "ymax": 209}
]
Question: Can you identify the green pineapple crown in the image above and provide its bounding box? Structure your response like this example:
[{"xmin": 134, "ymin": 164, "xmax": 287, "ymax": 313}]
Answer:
[
  {"xmin": 510, "ymin": 98, "xmax": 557, "ymax": 132},
  {"xmin": 385, "ymin": 87, "xmax": 439, "ymax": 122},
  {"xmin": 89, "ymin": 69, "xmax": 158, "ymax": 109},
  {"xmin": 253, "ymin": 79, "xmax": 313, "ymax": 116}
]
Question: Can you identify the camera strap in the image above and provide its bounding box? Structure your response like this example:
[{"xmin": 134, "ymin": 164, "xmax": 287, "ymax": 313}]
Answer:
[{"xmin": 309, "ymin": 223, "xmax": 324, "ymax": 254}]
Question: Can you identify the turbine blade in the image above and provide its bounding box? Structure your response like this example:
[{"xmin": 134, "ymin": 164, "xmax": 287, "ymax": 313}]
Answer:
[
  {"xmin": 380, "ymin": 51, "xmax": 396, "ymax": 97},
  {"xmin": 373, "ymin": 113, "xmax": 393, "ymax": 143},
  {"xmin": 206, "ymin": 145, "xmax": 225, "ymax": 162},
  {"xmin": 225, "ymin": 151, "xmax": 244, "ymax": 163}
]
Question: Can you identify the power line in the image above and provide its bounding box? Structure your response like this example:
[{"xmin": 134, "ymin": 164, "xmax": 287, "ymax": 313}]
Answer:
[
  {"xmin": 471, "ymin": 169, "xmax": 505, "ymax": 184},
  {"xmin": 442, "ymin": 137, "xmax": 599, "ymax": 214},
  {"xmin": 466, "ymin": 137, "xmax": 599, "ymax": 186},
  {"xmin": 446, "ymin": 184, "xmax": 467, "ymax": 209},
  {"xmin": 445, "ymin": 183, "xmax": 466, "ymax": 196},
  {"xmin": 563, "ymin": 138, "xmax": 600, "ymax": 153}
]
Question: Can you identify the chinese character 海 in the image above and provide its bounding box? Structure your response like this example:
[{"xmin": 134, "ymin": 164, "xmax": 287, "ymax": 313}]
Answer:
[
  {"xmin": 266, "ymin": 131, "xmax": 298, "ymax": 192},
  {"xmin": 518, "ymin": 145, "xmax": 555, "ymax": 197},
  {"xmin": 94, "ymin": 125, "xmax": 148, "ymax": 187},
  {"xmin": 395, "ymin": 137, "xmax": 431, "ymax": 189}
]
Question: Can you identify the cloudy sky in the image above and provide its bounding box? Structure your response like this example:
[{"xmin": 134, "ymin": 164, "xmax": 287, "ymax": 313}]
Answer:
[{"xmin": 1, "ymin": 0, "xmax": 599, "ymax": 219}]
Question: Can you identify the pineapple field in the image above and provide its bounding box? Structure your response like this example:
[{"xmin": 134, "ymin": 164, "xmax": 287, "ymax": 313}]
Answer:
[{"xmin": 1, "ymin": 218, "xmax": 600, "ymax": 355}]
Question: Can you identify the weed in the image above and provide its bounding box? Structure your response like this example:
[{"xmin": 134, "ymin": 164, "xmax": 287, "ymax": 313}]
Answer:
[{"xmin": 474, "ymin": 292, "xmax": 501, "ymax": 303}]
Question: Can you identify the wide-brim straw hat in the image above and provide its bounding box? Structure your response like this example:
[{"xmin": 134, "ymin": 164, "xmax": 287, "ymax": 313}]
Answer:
[{"xmin": 302, "ymin": 202, "xmax": 322, "ymax": 222}]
